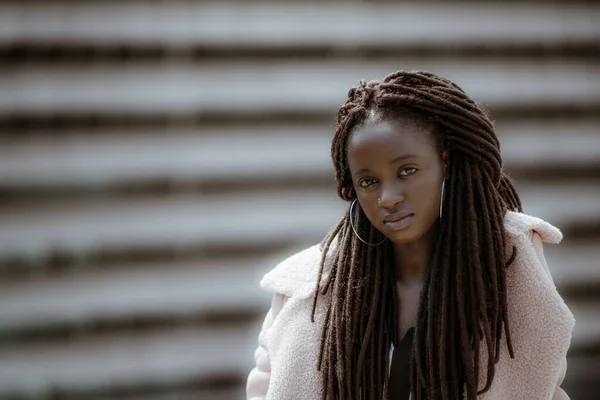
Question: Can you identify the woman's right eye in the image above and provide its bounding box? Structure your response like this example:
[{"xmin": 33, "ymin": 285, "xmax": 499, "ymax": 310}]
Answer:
[{"xmin": 359, "ymin": 178, "xmax": 376, "ymax": 188}]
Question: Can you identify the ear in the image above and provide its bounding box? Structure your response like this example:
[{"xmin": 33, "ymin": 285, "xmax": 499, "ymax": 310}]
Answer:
[{"xmin": 442, "ymin": 149, "xmax": 450, "ymax": 178}]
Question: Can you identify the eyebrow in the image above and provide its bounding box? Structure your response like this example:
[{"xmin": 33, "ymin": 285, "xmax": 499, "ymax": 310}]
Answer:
[
  {"xmin": 390, "ymin": 153, "xmax": 419, "ymax": 164},
  {"xmin": 353, "ymin": 153, "xmax": 419, "ymax": 176}
]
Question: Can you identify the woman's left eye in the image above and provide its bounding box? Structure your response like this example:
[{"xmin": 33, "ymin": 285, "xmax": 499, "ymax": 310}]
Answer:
[{"xmin": 399, "ymin": 167, "xmax": 418, "ymax": 176}]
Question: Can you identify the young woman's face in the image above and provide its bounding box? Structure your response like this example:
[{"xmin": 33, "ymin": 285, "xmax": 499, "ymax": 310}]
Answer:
[{"xmin": 347, "ymin": 118, "xmax": 447, "ymax": 244}]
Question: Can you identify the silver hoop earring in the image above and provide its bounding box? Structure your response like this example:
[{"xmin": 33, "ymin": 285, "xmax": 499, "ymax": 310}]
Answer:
[
  {"xmin": 349, "ymin": 199, "xmax": 387, "ymax": 246},
  {"xmin": 439, "ymin": 180, "xmax": 445, "ymax": 222}
]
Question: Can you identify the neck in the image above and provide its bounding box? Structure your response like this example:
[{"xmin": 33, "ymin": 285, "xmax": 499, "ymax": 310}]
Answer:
[{"xmin": 392, "ymin": 221, "xmax": 440, "ymax": 284}]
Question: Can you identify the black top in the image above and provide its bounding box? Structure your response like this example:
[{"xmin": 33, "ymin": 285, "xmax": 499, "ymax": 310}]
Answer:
[{"xmin": 387, "ymin": 327, "xmax": 415, "ymax": 400}]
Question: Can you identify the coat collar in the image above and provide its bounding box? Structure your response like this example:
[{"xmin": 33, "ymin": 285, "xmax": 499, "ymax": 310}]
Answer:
[{"xmin": 260, "ymin": 243, "xmax": 329, "ymax": 300}]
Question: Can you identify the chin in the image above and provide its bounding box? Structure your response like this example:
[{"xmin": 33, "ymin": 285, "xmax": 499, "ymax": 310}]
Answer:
[
  {"xmin": 390, "ymin": 220, "xmax": 441, "ymax": 245},
  {"xmin": 387, "ymin": 231, "xmax": 421, "ymax": 245},
  {"xmin": 389, "ymin": 222, "xmax": 439, "ymax": 245},
  {"xmin": 381, "ymin": 225, "xmax": 418, "ymax": 244}
]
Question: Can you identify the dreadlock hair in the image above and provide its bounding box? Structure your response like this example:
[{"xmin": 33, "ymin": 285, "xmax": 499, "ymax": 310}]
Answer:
[{"xmin": 310, "ymin": 71, "xmax": 523, "ymax": 400}]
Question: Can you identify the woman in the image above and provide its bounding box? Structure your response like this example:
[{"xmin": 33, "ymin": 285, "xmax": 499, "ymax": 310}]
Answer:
[{"xmin": 246, "ymin": 71, "xmax": 574, "ymax": 399}]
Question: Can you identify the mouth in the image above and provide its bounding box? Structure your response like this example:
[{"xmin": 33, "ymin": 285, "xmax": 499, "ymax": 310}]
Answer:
[{"xmin": 383, "ymin": 213, "xmax": 414, "ymax": 231}]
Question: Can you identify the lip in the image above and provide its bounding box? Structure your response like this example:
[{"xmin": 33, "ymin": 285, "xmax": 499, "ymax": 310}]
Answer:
[
  {"xmin": 383, "ymin": 212, "xmax": 414, "ymax": 231},
  {"xmin": 383, "ymin": 212, "xmax": 414, "ymax": 223}
]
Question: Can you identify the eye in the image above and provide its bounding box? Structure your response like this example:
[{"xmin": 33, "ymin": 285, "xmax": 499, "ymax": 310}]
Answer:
[
  {"xmin": 359, "ymin": 178, "xmax": 377, "ymax": 188},
  {"xmin": 399, "ymin": 167, "xmax": 418, "ymax": 177}
]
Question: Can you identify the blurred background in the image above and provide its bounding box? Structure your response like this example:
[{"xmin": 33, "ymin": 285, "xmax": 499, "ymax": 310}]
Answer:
[{"xmin": 0, "ymin": 1, "xmax": 598, "ymax": 399}]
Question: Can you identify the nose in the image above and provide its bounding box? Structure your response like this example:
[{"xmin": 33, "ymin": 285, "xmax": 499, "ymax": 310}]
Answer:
[{"xmin": 378, "ymin": 181, "xmax": 405, "ymax": 210}]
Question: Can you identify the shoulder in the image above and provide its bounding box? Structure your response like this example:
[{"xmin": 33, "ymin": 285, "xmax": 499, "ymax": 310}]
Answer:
[
  {"xmin": 260, "ymin": 243, "xmax": 332, "ymax": 300},
  {"xmin": 502, "ymin": 210, "xmax": 564, "ymax": 278},
  {"xmin": 477, "ymin": 211, "xmax": 575, "ymax": 398},
  {"xmin": 503, "ymin": 210, "xmax": 563, "ymax": 244},
  {"xmin": 255, "ymin": 245, "xmax": 331, "ymax": 399},
  {"xmin": 502, "ymin": 210, "xmax": 565, "ymax": 291},
  {"xmin": 503, "ymin": 211, "xmax": 575, "ymax": 346}
]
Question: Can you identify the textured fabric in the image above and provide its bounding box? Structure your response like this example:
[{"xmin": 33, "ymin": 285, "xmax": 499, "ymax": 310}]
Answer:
[{"xmin": 246, "ymin": 211, "xmax": 575, "ymax": 400}]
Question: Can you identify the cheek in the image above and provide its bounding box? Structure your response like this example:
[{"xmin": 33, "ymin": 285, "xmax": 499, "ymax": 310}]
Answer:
[
  {"xmin": 407, "ymin": 175, "xmax": 443, "ymax": 209},
  {"xmin": 414, "ymin": 180, "xmax": 439, "ymax": 199},
  {"xmin": 355, "ymin": 193, "xmax": 380, "ymax": 224},
  {"xmin": 414, "ymin": 180, "xmax": 444, "ymax": 217}
]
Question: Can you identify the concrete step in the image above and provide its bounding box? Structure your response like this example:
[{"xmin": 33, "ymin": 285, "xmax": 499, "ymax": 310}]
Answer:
[
  {"xmin": 566, "ymin": 300, "xmax": 600, "ymax": 350},
  {"xmin": 1, "ymin": 125, "xmax": 332, "ymax": 190},
  {"xmin": 1, "ymin": 2, "xmax": 596, "ymax": 48},
  {"xmin": 545, "ymin": 241, "xmax": 600, "ymax": 291},
  {"xmin": 1, "ymin": 184, "xmax": 599, "ymax": 261},
  {"xmin": 92, "ymin": 388, "xmax": 246, "ymax": 400},
  {"xmin": 562, "ymin": 352, "xmax": 600, "ymax": 399},
  {"xmin": 1, "ymin": 59, "xmax": 598, "ymax": 115},
  {"xmin": 0, "ymin": 254, "xmax": 282, "ymax": 335},
  {"xmin": 0, "ymin": 323, "xmax": 259, "ymax": 399},
  {"xmin": 513, "ymin": 181, "xmax": 600, "ymax": 227},
  {"xmin": 1, "ymin": 120, "xmax": 598, "ymax": 191},
  {"xmin": 0, "ymin": 189, "xmax": 344, "ymax": 261},
  {"xmin": 497, "ymin": 120, "xmax": 600, "ymax": 171}
]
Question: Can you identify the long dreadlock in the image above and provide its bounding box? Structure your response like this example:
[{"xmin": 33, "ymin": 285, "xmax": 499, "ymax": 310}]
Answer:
[{"xmin": 310, "ymin": 71, "xmax": 523, "ymax": 400}]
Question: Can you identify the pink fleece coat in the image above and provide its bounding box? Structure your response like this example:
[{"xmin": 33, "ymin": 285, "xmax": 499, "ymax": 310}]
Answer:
[{"xmin": 246, "ymin": 211, "xmax": 575, "ymax": 399}]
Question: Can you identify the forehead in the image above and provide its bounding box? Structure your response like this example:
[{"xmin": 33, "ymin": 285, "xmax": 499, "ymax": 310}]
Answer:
[{"xmin": 347, "ymin": 119, "xmax": 437, "ymax": 158}]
